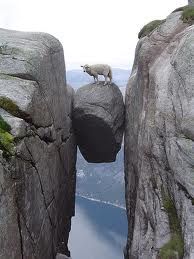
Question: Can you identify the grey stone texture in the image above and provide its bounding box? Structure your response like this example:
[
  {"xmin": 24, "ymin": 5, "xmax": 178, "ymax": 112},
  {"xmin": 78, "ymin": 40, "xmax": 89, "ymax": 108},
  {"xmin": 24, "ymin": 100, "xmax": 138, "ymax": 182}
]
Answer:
[
  {"xmin": 73, "ymin": 82, "xmax": 124, "ymax": 163},
  {"xmin": 124, "ymin": 12, "xmax": 194, "ymax": 259},
  {"xmin": 0, "ymin": 29, "xmax": 76, "ymax": 259},
  {"xmin": 188, "ymin": 0, "xmax": 194, "ymax": 6}
]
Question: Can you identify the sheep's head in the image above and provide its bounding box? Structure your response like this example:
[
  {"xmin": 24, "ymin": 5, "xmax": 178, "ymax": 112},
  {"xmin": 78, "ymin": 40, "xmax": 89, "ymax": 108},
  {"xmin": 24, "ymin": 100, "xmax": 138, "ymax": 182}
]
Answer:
[{"xmin": 81, "ymin": 64, "xmax": 90, "ymax": 73}]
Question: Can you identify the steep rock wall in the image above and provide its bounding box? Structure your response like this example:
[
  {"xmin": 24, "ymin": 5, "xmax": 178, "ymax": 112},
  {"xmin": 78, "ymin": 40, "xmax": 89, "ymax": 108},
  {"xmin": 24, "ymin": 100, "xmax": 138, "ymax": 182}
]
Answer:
[
  {"xmin": 188, "ymin": 0, "xmax": 194, "ymax": 6},
  {"xmin": 0, "ymin": 29, "xmax": 76, "ymax": 259},
  {"xmin": 125, "ymin": 12, "xmax": 194, "ymax": 259}
]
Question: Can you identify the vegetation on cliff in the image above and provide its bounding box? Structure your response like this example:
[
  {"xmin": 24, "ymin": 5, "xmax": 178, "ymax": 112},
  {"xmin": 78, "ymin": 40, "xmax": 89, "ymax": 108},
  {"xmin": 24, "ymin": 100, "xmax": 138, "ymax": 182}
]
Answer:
[
  {"xmin": 0, "ymin": 115, "xmax": 14, "ymax": 158},
  {"xmin": 159, "ymin": 193, "xmax": 184, "ymax": 259},
  {"xmin": 0, "ymin": 96, "xmax": 28, "ymax": 121},
  {"xmin": 182, "ymin": 5, "xmax": 194, "ymax": 24},
  {"xmin": 172, "ymin": 5, "xmax": 194, "ymax": 24},
  {"xmin": 138, "ymin": 20, "xmax": 165, "ymax": 39}
]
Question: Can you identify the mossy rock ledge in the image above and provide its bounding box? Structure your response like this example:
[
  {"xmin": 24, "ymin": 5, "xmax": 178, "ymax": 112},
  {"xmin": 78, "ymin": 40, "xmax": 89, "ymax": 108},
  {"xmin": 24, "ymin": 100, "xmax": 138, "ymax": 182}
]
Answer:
[{"xmin": 138, "ymin": 19, "xmax": 165, "ymax": 39}]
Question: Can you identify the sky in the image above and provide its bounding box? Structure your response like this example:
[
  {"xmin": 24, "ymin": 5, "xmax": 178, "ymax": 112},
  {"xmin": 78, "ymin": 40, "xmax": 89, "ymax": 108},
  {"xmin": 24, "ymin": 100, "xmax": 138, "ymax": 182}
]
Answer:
[{"xmin": 0, "ymin": 0, "xmax": 187, "ymax": 70}]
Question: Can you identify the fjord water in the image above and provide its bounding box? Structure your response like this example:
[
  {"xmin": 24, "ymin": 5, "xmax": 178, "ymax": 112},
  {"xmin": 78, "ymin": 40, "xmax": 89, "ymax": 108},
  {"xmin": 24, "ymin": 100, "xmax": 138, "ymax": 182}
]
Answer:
[{"xmin": 69, "ymin": 196, "xmax": 127, "ymax": 259}]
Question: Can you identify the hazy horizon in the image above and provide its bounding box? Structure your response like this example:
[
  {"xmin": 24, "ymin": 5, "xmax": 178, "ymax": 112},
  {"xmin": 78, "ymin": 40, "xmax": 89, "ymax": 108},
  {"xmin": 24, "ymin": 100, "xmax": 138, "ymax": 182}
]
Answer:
[{"xmin": 66, "ymin": 65, "xmax": 131, "ymax": 71}]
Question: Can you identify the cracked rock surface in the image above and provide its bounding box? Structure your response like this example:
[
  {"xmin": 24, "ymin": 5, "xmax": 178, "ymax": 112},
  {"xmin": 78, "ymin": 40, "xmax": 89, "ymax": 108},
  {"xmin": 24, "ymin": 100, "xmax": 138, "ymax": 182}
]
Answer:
[
  {"xmin": 125, "ymin": 12, "xmax": 194, "ymax": 259},
  {"xmin": 0, "ymin": 29, "xmax": 76, "ymax": 259},
  {"xmin": 73, "ymin": 82, "xmax": 124, "ymax": 163}
]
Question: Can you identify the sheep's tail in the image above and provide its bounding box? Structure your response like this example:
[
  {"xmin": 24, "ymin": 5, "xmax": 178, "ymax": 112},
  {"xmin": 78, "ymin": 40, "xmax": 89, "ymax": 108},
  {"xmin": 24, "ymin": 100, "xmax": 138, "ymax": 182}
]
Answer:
[{"xmin": 108, "ymin": 67, "xmax": 112, "ymax": 81}]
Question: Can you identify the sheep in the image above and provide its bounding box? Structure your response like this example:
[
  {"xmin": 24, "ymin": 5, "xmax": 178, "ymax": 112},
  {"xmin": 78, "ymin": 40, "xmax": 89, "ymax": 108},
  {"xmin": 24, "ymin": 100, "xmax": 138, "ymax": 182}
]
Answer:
[{"xmin": 81, "ymin": 64, "xmax": 112, "ymax": 85}]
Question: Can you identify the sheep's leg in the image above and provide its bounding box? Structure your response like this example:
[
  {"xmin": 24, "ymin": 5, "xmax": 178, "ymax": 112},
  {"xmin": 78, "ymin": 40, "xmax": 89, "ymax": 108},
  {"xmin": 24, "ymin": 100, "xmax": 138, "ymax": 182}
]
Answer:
[
  {"xmin": 96, "ymin": 75, "xmax": 99, "ymax": 84},
  {"xmin": 104, "ymin": 75, "xmax": 108, "ymax": 85},
  {"xmin": 109, "ymin": 76, "xmax": 112, "ymax": 84},
  {"xmin": 93, "ymin": 76, "xmax": 96, "ymax": 84}
]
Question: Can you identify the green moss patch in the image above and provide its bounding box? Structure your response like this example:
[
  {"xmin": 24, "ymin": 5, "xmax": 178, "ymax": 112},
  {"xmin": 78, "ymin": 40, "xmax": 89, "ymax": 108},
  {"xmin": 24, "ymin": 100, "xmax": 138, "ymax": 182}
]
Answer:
[
  {"xmin": 0, "ymin": 128, "xmax": 14, "ymax": 158},
  {"xmin": 138, "ymin": 20, "xmax": 165, "ymax": 39},
  {"xmin": 171, "ymin": 5, "xmax": 194, "ymax": 25},
  {"xmin": 0, "ymin": 115, "xmax": 14, "ymax": 158},
  {"xmin": 0, "ymin": 115, "xmax": 11, "ymax": 132},
  {"xmin": 159, "ymin": 234, "xmax": 184, "ymax": 259},
  {"xmin": 159, "ymin": 194, "xmax": 184, "ymax": 259},
  {"xmin": 182, "ymin": 6, "xmax": 194, "ymax": 24},
  {"xmin": 0, "ymin": 97, "xmax": 26, "ymax": 119},
  {"xmin": 172, "ymin": 5, "xmax": 187, "ymax": 13}
]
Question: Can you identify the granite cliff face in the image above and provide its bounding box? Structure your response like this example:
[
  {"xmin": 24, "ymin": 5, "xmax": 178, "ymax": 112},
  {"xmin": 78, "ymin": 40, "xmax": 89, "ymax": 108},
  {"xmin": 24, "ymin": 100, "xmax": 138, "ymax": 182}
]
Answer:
[
  {"xmin": 188, "ymin": 0, "xmax": 194, "ymax": 6},
  {"xmin": 125, "ymin": 11, "xmax": 194, "ymax": 259},
  {"xmin": 0, "ymin": 29, "xmax": 76, "ymax": 259}
]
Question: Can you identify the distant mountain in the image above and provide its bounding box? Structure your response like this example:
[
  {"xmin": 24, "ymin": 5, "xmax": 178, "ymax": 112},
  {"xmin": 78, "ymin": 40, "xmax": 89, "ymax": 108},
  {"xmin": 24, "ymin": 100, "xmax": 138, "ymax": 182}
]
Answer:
[
  {"xmin": 76, "ymin": 146, "xmax": 125, "ymax": 207},
  {"xmin": 66, "ymin": 68, "xmax": 130, "ymax": 90}
]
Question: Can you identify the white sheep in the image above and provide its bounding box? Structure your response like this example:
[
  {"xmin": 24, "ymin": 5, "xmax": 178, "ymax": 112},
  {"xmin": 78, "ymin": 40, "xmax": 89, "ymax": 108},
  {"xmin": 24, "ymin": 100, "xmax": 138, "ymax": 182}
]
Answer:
[{"xmin": 81, "ymin": 64, "xmax": 112, "ymax": 85}]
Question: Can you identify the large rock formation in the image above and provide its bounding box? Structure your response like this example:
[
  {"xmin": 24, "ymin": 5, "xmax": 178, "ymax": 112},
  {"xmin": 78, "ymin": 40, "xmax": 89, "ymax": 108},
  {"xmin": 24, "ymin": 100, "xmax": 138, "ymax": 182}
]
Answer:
[
  {"xmin": 125, "ymin": 11, "xmax": 194, "ymax": 259},
  {"xmin": 0, "ymin": 29, "xmax": 76, "ymax": 259},
  {"xmin": 188, "ymin": 0, "xmax": 194, "ymax": 6},
  {"xmin": 73, "ymin": 82, "xmax": 124, "ymax": 163}
]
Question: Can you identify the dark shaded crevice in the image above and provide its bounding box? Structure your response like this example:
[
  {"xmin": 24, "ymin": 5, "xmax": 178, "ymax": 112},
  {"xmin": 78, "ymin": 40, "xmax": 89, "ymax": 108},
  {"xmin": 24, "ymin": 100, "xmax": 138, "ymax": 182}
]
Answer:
[
  {"xmin": 31, "ymin": 164, "xmax": 53, "ymax": 226},
  {"xmin": 1, "ymin": 72, "xmax": 37, "ymax": 82},
  {"xmin": 125, "ymin": 164, "xmax": 139, "ymax": 254},
  {"xmin": 20, "ymin": 143, "xmax": 56, "ymax": 259},
  {"xmin": 14, "ymin": 124, "xmax": 55, "ymax": 146},
  {"xmin": 33, "ymin": 132, "xmax": 55, "ymax": 145},
  {"xmin": 23, "ymin": 140, "xmax": 53, "ymax": 227},
  {"xmin": 17, "ymin": 212, "xmax": 24, "ymax": 259},
  {"xmin": 20, "ymin": 213, "xmax": 36, "ymax": 245},
  {"xmin": 177, "ymin": 182, "xmax": 194, "ymax": 202}
]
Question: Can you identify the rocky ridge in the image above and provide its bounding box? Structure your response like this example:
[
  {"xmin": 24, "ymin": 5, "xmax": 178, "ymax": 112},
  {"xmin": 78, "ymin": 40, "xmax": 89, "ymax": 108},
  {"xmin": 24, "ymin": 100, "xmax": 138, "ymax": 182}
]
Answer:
[
  {"xmin": 124, "ymin": 11, "xmax": 194, "ymax": 259},
  {"xmin": 0, "ymin": 29, "xmax": 76, "ymax": 259}
]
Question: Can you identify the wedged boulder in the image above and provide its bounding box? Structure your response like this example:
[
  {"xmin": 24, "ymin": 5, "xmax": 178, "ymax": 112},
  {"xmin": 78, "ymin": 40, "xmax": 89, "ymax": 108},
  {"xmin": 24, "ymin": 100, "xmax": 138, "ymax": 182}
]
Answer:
[
  {"xmin": 73, "ymin": 82, "xmax": 124, "ymax": 163},
  {"xmin": 0, "ymin": 29, "xmax": 76, "ymax": 259}
]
